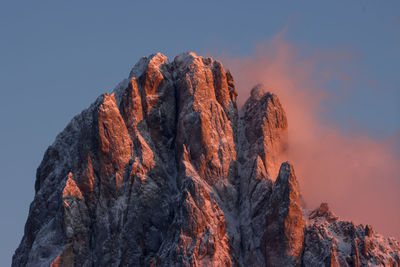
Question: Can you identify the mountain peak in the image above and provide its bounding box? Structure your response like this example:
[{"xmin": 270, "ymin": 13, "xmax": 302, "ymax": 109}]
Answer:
[
  {"xmin": 13, "ymin": 53, "xmax": 399, "ymax": 267},
  {"xmin": 250, "ymin": 83, "xmax": 271, "ymax": 100},
  {"xmin": 309, "ymin": 202, "xmax": 338, "ymax": 223},
  {"xmin": 128, "ymin": 52, "xmax": 168, "ymax": 78}
]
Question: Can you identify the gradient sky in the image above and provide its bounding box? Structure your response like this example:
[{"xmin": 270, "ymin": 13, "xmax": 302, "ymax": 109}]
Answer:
[{"xmin": 1, "ymin": 1, "xmax": 399, "ymax": 265}]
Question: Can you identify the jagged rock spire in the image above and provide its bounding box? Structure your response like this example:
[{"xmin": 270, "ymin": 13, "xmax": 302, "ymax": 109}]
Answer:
[
  {"xmin": 13, "ymin": 53, "xmax": 399, "ymax": 267},
  {"xmin": 263, "ymin": 162, "xmax": 305, "ymax": 266}
]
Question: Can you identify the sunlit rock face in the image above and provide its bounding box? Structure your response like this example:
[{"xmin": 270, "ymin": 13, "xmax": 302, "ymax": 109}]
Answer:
[{"xmin": 13, "ymin": 52, "xmax": 399, "ymax": 267}]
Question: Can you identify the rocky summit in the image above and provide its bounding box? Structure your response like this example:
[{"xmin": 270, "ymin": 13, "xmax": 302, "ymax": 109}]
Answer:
[{"xmin": 13, "ymin": 52, "xmax": 399, "ymax": 267}]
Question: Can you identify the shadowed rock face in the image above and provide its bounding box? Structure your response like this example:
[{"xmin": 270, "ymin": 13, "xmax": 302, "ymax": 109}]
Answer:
[
  {"xmin": 13, "ymin": 52, "xmax": 399, "ymax": 267},
  {"xmin": 263, "ymin": 163, "xmax": 305, "ymax": 267}
]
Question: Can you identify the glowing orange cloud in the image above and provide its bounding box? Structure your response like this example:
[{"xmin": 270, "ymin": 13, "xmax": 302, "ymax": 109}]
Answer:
[{"xmin": 217, "ymin": 33, "xmax": 400, "ymax": 239}]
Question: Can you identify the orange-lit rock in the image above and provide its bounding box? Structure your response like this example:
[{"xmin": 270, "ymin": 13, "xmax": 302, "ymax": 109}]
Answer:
[
  {"xmin": 263, "ymin": 162, "xmax": 305, "ymax": 266},
  {"xmin": 97, "ymin": 93, "xmax": 132, "ymax": 188},
  {"xmin": 62, "ymin": 172, "xmax": 82, "ymax": 199},
  {"xmin": 13, "ymin": 52, "xmax": 400, "ymax": 267}
]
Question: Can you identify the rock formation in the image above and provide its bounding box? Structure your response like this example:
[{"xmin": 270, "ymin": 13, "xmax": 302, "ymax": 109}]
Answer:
[{"xmin": 13, "ymin": 52, "xmax": 400, "ymax": 267}]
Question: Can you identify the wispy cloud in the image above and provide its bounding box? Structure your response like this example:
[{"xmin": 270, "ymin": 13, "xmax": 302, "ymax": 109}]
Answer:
[{"xmin": 216, "ymin": 32, "xmax": 400, "ymax": 239}]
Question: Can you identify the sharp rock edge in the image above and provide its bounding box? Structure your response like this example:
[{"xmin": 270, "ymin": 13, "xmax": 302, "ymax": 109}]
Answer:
[{"xmin": 13, "ymin": 52, "xmax": 400, "ymax": 267}]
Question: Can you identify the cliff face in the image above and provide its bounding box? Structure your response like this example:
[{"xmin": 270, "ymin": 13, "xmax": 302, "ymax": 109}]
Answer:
[{"xmin": 13, "ymin": 52, "xmax": 399, "ymax": 267}]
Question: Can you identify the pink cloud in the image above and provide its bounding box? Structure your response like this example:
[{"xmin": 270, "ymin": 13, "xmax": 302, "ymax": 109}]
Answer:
[{"xmin": 216, "ymin": 33, "xmax": 400, "ymax": 239}]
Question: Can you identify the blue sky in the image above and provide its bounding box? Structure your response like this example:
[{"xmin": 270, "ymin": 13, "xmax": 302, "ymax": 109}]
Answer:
[{"xmin": 0, "ymin": 1, "xmax": 399, "ymax": 265}]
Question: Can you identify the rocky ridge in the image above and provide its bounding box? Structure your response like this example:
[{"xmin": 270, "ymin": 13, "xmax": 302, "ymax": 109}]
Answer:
[{"xmin": 13, "ymin": 52, "xmax": 399, "ymax": 266}]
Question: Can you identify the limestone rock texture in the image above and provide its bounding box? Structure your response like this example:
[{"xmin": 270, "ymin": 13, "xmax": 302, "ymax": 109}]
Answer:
[{"xmin": 13, "ymin": 52, "xmax": 399, "ymax": 267}]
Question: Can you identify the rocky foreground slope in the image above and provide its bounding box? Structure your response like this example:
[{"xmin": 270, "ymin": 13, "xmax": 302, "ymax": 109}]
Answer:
[{"xmin": 13, "ymin": 52, "xmax": 399, "ymax": 266}]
